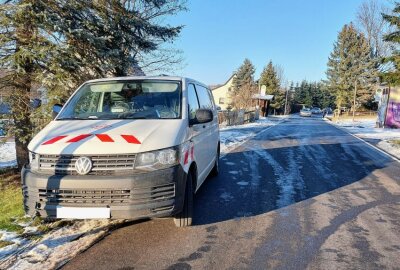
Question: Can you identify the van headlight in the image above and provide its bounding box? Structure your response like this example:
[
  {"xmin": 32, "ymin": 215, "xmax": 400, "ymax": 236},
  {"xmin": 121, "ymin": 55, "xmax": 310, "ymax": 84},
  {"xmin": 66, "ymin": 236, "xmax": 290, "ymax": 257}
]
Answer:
[
  {"xmin": 135, "ymin": 147, "xmax": 179, "ymax": 171},
  {"xmin": 29, "ymin": 152, "xmax": 39, "ymax": 171}
]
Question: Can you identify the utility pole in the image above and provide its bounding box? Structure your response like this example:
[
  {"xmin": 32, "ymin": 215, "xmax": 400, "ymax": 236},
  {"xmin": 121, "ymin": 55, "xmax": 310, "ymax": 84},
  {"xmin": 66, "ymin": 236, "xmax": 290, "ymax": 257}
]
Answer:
[
  {"xmin": 284, "ymin": 85, "xmax": 289, "ymax": 115},
  {"xmin": 352, "ymin": 79, "xmax": 357, "ymax": 125}
]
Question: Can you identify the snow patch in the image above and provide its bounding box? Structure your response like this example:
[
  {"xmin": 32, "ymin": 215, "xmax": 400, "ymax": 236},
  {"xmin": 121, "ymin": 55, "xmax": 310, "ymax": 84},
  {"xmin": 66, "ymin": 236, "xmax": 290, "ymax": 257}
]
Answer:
[
  {"xmin": 0, "ymin": 220, "xmax": 122, "ymax": 270},
  {"xmin": 330, "ymin": 119, "xmax": 400, "ymax": 159},
  {"xmin": 0, "ymin": 142, "xmax": 17, "ymax": 168},
  {"xmin": 0, "ymin": 231, "xmax": 28, "ymax": 259},
  {"xmin": 220, "ymin": 117, "xmax": 285, "ymax": 155},
  {"xmin": 220, "ymin": 192, "xmax": 234, "ymax": 201},
  {"xmin": 237, "ymin": 181, "xmax": 249, "ymax": 186}
]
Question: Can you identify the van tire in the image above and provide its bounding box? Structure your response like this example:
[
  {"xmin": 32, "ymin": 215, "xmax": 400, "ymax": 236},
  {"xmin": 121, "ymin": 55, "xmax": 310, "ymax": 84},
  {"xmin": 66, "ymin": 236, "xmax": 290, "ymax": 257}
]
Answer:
[
  {"xmin": 174, "ymin": 173, "xmax": 193, "ymax": 227},
  {"xmin": 210, "ymin": 151, "xmax": 219, "ymax": 177}
]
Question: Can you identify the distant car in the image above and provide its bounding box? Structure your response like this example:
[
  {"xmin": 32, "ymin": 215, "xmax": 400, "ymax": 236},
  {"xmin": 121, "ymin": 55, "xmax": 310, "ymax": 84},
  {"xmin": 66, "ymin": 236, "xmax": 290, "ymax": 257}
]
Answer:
[
  {"xmin": 311, "ymin": 107, "xmax": 322, "ymax": 114},
  {"xmin": 300, "ymin": 108, "xmax": 312, "ymax": 117}
]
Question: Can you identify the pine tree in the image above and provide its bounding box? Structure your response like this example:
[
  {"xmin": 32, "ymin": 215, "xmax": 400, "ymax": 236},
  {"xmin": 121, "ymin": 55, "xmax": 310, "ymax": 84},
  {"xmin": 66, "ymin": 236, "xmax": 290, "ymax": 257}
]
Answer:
[
  {"xmin": 0, "ymin": 0, "xmax": 54, "ymax": 169},
  {"xmin": 382, "ymin": 4, "xmax": 400, "ymax": 84},
  {"xmin": 0, "ymin": 0, "xmax": 186, "ymax": 169},
  {"xmin": 232, "ymin": 59, "xmax": 255, "ymax": 93},
  {"xmin": 259, "ymin": 61, "xmax": 285, "ymax": 112},
  {"xmin": 259, "ymin": 61, "xmax": 279, "ymax": 95},
  {"xmin": 326, "ymin": 23, "xmax": 377, "ymax": 110}
]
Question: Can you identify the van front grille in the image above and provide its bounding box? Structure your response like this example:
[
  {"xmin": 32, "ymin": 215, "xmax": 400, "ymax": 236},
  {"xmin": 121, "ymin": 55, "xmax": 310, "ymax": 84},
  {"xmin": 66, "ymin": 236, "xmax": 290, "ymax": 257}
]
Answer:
[
  {"xmin": 37, "ymin": 183, "xmax": 175, "ymax": 206},
  {"xmin": 38, "ymin": 154, "xmax": 136, "ymax": 175}
]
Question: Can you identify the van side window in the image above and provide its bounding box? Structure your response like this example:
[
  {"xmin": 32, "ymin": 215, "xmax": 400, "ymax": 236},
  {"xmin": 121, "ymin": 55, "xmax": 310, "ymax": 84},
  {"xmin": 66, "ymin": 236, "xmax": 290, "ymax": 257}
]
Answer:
[
  {"xmin": 188, "ymin": 84, "xmax": 199, "ymax": 121},
  {"xmin": 196, "ymin": 85, "xmax": 213, "ymax": 109}
]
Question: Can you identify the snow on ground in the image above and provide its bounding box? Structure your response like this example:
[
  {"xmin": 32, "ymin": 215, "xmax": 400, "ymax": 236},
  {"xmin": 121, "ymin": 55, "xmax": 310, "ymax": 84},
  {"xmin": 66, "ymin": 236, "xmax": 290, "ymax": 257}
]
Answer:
[
  {"xmin": 0, "ymin": 231, "xmax": 28, "ymax": 259},
  {"xmin": 330, "ymin": 118, "xmax": 400, "ymax": 159},
  {"xmin": 220, "ymin": 116, "xmax": 286, "ymax": 154},
  {"xmin": 0, "ymin": 142, "xmax": 17, "ymax": 168},
  {"xmin": 0, "ymin": 220, "xmax": 122, "ymax": 270}
]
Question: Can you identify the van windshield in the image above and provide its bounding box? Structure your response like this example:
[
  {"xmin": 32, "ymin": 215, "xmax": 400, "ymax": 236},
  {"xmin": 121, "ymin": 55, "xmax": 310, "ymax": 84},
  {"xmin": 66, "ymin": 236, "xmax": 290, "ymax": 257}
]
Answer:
[{"xmin": 57, "ymin": 80, "xmax": 182, "ymax": 120}]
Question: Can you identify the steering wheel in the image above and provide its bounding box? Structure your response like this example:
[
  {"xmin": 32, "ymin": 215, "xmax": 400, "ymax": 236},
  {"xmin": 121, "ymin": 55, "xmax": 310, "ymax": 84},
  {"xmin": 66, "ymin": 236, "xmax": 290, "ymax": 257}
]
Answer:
[{"xmin": 111, "ymin": 101, "xmax": 129, "ymax": 113}]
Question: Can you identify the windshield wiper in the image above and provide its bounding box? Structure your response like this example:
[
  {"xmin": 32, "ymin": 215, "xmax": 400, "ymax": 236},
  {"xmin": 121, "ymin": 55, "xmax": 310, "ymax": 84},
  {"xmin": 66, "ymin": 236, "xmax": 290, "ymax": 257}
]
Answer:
[
  {"xmin": 57, "ymin": 117, "xmax": 98, "ymax": 120},
  {"xmin": 118, "ymin": 116, "xmax": 148, "ymax": 119}
]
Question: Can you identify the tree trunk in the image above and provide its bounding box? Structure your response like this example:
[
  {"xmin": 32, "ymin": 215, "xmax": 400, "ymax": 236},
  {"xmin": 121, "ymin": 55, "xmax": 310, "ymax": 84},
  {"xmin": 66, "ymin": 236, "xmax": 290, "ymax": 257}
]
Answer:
[
  {"xmin": 15, "ymin": 134, "xmax": 30, "ymax": 170},
  {"xmin": 12, "ymin": 76, "xmax": 33, "ymax": 171},
  {"xmin": 12, "ymin": 6, "xmax": 35, "ymax": 171}
]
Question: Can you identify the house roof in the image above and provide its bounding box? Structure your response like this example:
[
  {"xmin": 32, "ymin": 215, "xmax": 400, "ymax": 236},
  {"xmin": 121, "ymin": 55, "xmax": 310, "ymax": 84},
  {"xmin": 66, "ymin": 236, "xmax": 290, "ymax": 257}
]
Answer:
[
  {"xmin": 252, "ymin": 94, "xmax": 274, "ymax": 100},
  {"xmin": 211, "ymin": 73, "xmax": 236, "ymax": 91}
]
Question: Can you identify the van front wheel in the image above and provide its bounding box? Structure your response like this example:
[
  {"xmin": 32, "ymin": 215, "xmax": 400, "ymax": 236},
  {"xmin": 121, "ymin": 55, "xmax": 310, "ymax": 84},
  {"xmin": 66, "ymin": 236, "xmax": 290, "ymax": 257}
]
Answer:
[{"xmin": 173, "ymin": 173, "xmax": 193, "ymax": 227}]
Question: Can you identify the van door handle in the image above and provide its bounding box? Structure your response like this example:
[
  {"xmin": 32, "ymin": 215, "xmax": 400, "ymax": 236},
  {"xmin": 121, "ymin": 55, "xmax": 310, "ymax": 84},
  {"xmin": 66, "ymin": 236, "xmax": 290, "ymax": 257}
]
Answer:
[{"xmin": 202, "ymin": 125, "xmax": 206, "ymax": 128}]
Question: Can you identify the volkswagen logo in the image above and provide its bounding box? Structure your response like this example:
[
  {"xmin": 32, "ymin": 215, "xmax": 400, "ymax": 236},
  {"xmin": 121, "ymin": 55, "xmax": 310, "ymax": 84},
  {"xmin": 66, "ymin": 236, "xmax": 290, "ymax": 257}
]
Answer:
[{"xmin": 75, "ymin": 157, "xmax": 93, "ymax": 175}]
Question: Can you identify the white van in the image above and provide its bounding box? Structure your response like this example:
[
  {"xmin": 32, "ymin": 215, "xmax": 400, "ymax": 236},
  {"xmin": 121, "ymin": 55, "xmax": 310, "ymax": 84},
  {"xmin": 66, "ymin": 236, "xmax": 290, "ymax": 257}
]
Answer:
[{"xmin": 22, "ymin": 76, "xmax": 220, "ymax": 227}]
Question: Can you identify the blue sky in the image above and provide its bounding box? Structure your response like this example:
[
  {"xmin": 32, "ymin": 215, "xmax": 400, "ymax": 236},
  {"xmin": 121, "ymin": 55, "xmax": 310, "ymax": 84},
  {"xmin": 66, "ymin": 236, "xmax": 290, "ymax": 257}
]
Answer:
[{"xmin": 168, "ymin": 0, "xmax": 373, "ymax": 85}]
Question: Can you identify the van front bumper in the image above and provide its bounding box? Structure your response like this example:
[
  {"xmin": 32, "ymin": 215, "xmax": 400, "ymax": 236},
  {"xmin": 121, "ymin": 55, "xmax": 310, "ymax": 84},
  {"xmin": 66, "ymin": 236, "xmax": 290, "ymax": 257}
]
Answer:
[{"xmin": 21, "ymin": 165, "xmax": 187, "ymax": 219}]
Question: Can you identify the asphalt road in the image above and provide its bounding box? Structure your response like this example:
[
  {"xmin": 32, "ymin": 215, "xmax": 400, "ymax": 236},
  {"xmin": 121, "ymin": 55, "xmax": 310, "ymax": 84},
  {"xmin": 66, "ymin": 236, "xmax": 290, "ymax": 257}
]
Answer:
[{"xmin": 64, "ymin": 116, "xmax": 400, "ymax": 270}]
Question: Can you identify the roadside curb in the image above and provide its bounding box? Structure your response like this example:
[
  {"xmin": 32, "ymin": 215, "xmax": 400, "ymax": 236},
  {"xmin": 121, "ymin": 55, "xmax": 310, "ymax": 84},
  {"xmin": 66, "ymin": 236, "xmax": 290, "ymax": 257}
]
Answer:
[{"xmin": 325, "ymin": 120, "xmax": 400, "ymax": 163}]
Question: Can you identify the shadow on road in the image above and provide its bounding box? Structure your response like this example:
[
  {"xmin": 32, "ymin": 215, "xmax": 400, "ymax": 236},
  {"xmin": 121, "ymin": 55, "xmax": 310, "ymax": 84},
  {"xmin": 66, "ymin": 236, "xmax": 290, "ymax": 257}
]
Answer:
[{"xmin": 193, "ymin": 138, "xmax": 390, "ymax": 226}]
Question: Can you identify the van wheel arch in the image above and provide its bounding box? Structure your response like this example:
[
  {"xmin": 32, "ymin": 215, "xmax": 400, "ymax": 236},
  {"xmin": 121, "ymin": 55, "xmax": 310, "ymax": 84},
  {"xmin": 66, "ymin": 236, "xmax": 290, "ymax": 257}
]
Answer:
[{"xmin": 174, "ymin": 163, "xmax": 197, "ymax": 227}]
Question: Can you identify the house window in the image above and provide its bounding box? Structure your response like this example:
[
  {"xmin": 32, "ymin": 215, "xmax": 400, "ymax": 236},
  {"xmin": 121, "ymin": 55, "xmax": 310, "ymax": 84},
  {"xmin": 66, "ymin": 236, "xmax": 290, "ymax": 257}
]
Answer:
[{"xmin": 219, "ymin": 98, "xmax": 225, "ymax": 104}]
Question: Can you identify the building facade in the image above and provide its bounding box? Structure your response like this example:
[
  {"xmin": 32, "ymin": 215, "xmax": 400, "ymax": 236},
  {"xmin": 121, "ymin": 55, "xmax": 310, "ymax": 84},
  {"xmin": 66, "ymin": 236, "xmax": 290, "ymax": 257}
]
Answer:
[{"xmin": 211, "ymin": 74, "xmax": 235, "ymax": 110}]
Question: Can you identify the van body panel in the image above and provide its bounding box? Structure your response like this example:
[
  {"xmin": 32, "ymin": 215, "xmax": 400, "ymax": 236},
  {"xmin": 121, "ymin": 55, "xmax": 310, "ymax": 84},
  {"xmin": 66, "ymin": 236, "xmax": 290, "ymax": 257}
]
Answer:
[{"xmin": 28, "ymin": 119, "xmax": 187, "ymax": 155}]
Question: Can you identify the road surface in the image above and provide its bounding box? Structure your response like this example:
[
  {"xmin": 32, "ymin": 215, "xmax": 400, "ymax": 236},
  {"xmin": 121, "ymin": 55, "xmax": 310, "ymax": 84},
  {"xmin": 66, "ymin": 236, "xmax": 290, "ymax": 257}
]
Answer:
[{"xmin": 64, "ymin": 116, "xmax": 400, "ymax": 270}]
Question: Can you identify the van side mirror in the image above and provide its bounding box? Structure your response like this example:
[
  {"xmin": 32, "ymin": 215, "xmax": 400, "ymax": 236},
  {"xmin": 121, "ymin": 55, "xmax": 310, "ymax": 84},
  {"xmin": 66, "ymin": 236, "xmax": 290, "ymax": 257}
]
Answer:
[
  {"xmin": 52, "ymin": 104, "xmax": 63, "ymax": 119},
  {"xmin": 195, "ymin": 109, "xmax": 213, "ymax": 124}
]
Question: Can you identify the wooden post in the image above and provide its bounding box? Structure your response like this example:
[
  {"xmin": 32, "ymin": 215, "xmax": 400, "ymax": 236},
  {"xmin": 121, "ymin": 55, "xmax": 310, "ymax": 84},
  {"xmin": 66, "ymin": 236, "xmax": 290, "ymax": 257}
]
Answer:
[{"xmin": 352, "ymin": 80, "xmax": 357, "ymax": 125}]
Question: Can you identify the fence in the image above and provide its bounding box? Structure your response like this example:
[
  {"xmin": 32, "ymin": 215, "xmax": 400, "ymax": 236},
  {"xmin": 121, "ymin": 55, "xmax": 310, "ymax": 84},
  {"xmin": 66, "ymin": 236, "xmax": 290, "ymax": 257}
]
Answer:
[
  {"xmin": 31, "ymin": 118, "xmax": 52, "ymax": 134},
  {"xmin": 218, "ymin": 108, "xmax": 259, "ymax": 126}
]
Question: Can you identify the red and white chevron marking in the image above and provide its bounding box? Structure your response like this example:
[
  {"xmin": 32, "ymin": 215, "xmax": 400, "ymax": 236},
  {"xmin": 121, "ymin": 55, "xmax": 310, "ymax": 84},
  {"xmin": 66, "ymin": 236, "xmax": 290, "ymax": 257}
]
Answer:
[{"xmin": 41, "ymin": 134, "xmax": 141, "ymax": 145}]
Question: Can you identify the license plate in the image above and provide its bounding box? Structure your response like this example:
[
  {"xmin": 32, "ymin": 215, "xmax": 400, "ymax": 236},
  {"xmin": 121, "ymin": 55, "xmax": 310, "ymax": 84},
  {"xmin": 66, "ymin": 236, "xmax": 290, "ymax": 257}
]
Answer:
[{"xmin": 56, "ymin": 206, "xmax": 111, "ymax": 219}]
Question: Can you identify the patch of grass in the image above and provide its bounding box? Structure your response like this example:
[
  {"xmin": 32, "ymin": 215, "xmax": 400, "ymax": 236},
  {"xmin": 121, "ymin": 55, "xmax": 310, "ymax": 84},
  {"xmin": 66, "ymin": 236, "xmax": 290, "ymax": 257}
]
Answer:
[
  {"xmin": 0, "ymin": 169, "xmax": 19, "ymax": 189},
  {"xmin": 26, "ymin": 234, "xmax": 43, "ymax": 241},
  {"xmin": 0, "ymin": 240, "xmax": 13, "ymax": 248},
  {"xmin": 391, "ymin": 140, "xmax": 400, "ymax": 147},
  {"xmin": 0, "ymin": 184, "xmax": 24, "ymax": 233},
  {"xmin": 31, "ymin": 216, "xmax": 42, "ymax": 227},
  {"xmin": 333, "ymin": 114, "xmax": 376, "ymax": 122},
  {"xmin": 37, "ymin": 224, "xmax": 51, "ymax": 234}
]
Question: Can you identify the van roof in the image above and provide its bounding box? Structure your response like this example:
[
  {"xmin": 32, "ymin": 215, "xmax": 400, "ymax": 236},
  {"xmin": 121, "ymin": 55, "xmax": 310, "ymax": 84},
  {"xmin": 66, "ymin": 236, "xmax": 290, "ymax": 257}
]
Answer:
[{"xmin": 86, "ymin": 76, "xmax": 208, "ymax": 88}]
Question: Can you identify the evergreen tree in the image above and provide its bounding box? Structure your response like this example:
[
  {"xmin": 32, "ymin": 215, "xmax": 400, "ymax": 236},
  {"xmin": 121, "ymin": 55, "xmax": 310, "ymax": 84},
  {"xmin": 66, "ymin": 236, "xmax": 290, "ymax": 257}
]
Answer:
[
  {"xmin": 232, "ymin": 59, "xmax": 255, "ymax": 93},
  {"xmin": 259, "ymin": 61, "xmax": 279, "ymax": 94},
  {"xmin": 259, "ymin": 61, "xmax": 285, "ymax": 112},
  {"xmin": 293, "ymin": 80, "xmax": 334, "ymax": 109},
  {"xmin": 0, "ymin": 0, "xmax": 52, "ymax": 169},
  {"xmin": 326, "ymin": 23, "xmax": 377, "ymax": 110},
  {"xmin": 382, "ymin": 4, "xmax": 400, "ymax": 84},
  {"xmin": 0, "ymin": 0, "xmax": 186, "ymax": 169}
]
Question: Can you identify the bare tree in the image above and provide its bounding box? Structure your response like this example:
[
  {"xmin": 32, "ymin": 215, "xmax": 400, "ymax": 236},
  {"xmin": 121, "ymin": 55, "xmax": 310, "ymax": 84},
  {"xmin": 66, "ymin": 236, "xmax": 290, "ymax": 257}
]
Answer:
[
  {"xmin": 230, "ymin": 82, "xmax": 257, "ymax": 110},
  {"xmin": 356, "ymin": 0, "xmax": 392, "ymax": 58},
  {"xmin": 274, "ymin": 64, "xmax": 286, "ymax": 89}
]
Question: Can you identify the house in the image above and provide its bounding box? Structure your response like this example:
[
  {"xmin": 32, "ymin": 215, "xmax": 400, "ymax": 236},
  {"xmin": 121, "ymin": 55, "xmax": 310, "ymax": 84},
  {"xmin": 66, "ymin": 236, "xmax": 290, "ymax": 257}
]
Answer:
[{"xmin": 211, "ymin": 74, "xmax": 235, "ymax": 110}]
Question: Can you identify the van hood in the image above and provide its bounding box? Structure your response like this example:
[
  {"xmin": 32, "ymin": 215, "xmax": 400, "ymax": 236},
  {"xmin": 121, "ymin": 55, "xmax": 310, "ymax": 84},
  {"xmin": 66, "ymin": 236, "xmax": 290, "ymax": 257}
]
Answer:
[{"xmin": 28, "ymin": 119, "xmax": 187, "ymax": 155}]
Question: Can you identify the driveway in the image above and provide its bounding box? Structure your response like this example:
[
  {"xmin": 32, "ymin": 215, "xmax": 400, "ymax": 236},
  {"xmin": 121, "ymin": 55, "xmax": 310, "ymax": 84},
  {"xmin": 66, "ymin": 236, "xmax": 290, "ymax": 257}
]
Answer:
[{"xmin": 63, "ymin": 116, "xmax": 400, "ymax": 270}]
